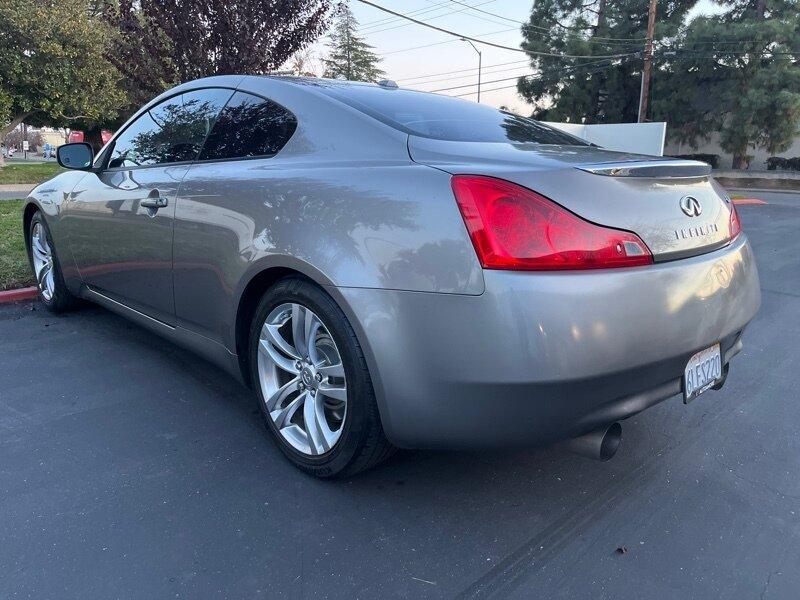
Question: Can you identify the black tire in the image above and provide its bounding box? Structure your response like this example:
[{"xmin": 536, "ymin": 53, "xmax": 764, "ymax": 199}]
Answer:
[
  {"xmin": 27, "ymin": 211, "xmax": 80, "ymax": 313},
  {"xmin": 249, "ymin": 276, "xmax": 395, "ymax": 478}
]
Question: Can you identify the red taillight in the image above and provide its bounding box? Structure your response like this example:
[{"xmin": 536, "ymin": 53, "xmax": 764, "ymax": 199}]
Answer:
[
  {"xmin": 729, "ymin": 201, "xmax": 742, "ymax": 240},
  {"xmin": 451, "ymin": 175, "xmax": 653, "ymax": 271}
]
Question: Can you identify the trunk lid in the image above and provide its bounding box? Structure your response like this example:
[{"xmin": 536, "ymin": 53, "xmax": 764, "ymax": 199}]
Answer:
[{"xmin": 408, "ymin": 137, "xmax": 734, "ymax": 261}]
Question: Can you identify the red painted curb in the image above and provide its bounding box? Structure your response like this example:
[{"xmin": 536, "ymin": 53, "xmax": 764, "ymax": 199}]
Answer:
[
  {"xmin": 733, "ymin": 198, "xmax": 767, "ymax": 205},
  {"xmin": 0, "ymin": 286, "xmax": 38, "ymax": 304}
]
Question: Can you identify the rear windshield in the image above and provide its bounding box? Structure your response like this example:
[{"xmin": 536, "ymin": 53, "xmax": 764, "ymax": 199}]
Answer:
[{"xmin": 320, "ymin": 86, "xmax": 588, "ymax": 145}]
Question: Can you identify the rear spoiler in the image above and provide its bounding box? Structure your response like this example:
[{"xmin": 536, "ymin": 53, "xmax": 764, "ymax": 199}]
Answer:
[{"xmin": 575, "ymin": 159, "xmax": 711, "ymax": 179}]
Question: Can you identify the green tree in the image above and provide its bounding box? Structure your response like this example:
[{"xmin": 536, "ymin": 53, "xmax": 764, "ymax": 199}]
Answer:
[
  {"xmin": 0, "ymin": 0, "xmax": 124, "ymax": 164},
  {"xmin": 654, "ymin": 0, "xmax": 800, "ymax": 168},
  {"xmin": 517, "ymin": 0, "xmax": 696, "ymax": 123},
  {"xmin": 104, "ymin": 0, "xmax": 331, "ymax": 110},
  {"xmin": 323, "ymin": 3, "xmax": 385, "ymax": 82}
]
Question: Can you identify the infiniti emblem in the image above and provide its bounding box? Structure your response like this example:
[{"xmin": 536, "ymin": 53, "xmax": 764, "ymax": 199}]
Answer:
[{"xmin": 680, "ymin": 196, "xmax": 702, "ymax": 217}]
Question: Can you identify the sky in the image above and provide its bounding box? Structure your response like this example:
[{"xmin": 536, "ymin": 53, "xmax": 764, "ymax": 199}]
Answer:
[{"xmin": 307, "ymin": 0, "xmax": 726, "ymax": 115}]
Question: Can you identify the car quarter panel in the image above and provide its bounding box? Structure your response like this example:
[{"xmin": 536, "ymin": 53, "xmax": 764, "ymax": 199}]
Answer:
[
  {"xmin": 173, "ymin": 77, "xmax": 484, "ymax": 348},
  {"xmin": 24, "ymin": 172, "xmax": 90, "ymax": 290},
  {"xmin": 338, "ymin": 235, "xmax": 760, "ymax": 448}
]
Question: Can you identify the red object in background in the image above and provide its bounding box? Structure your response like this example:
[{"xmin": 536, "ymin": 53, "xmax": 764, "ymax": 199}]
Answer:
[{"xmin": 68, "ymin": 130, "xmax": 114, "ymax": 145}]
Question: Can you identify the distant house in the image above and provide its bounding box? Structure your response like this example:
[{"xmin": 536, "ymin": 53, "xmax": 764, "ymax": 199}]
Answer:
[{"xmin": 68, "ymin": 130, "xmax": 114, "ymax": 145}]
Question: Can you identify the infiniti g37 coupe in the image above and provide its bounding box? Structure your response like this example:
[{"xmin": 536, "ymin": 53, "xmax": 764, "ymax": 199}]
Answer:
[{"xmin": 24, "ymin": 75, "xmax": 760, "ymax": 476}]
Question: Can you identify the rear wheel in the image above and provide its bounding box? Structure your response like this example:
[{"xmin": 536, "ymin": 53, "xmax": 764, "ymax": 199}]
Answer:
[
  {"xmin": 249, "ymin": 277, "xmax": 394, "ymax": 477},
  {"xmin": 28, "ymin": 211, "xmax": 79, "ymax": 313}
]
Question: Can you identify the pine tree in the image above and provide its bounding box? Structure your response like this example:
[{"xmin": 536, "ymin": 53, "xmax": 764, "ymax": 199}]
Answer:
[
  {"xmin": 517, "ymin": 0, "xmax": 696, "ymax": 123},
  {"xmin": 654, "ymin": 0, "xmax": 800, "ymax": 168},
  {"xmin": 323, "ymin": 3, "xmax": 385, "ymax": 82}
]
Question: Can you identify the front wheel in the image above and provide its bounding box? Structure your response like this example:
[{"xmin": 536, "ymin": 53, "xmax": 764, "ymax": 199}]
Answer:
[
  {"xmin": 249, "ymin": 277, "xmax": 394, "ymax": 477},
  {"xmin": 28, "ymin": 211, "xmax": 79, "ymax": 312}
]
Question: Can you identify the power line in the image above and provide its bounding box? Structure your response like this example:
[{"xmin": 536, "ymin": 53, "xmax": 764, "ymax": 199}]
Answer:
[
  {"xmin": 397, "ymin": 59, "xmax": 529, "ymax": 82},
  {"xmin": 379, "ymin": 27, "xmax": 517, "ymax": 56},
  {"xmin": 442, "ymin": 0, "xmax": 645, "ymax": 46},
  {"xmin": 361, "ymin": 0, "xmax": 498, "ymax": 35},
  {"xmin": 452, "ymin": 56, "xmax": 636, "ymax": 98},
  {"xmin": 427, "ymin": 73, "xmax": 538, "ymax": 92},
  {"xmin": 437, "ymin": 56, "xmax": 628, "ymax": 93},
  {"xmin": 356, "ymin": 0, "xmax": 640, "ymax": 60},
  {"xmin": 359, "ymin": 0, "xmax": 454, "ymax": 29},
  {"xmin": 402, "ymin": 52, "xmax": 638, "ymax": 89},
  {"xmin": 444, "ymin": 0, "xmax": 518, "ymax": 25},
  {"xmin": 411, "ymin": 64, "xmax": 546, "ymax": 89},
  {"xmin": 399, "ymin": 60, "xmax": 531, "ymax": 84},
  {"xmin": 446, "ymin": 0, "xmax": 648, "ymax": 42}
]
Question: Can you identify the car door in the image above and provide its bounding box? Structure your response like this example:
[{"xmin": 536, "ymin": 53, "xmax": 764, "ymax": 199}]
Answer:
[
  {"xmin": 64, "ymin": 88, "xmax": 233, "ymax": 325},
  {"xmin": 173, "ymin": 90, "xmax": 299, "ymax": 344}
]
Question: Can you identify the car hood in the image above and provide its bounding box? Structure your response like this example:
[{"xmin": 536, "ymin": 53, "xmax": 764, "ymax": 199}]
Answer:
[{"xmin": 408, "ymin": 136, "xmax": 735, "ymax": 261}]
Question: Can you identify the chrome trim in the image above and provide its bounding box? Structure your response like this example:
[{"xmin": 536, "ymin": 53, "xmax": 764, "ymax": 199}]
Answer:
[{"xmin": 575, "ymin": 159, "xmax": 711, "ymax": 178}]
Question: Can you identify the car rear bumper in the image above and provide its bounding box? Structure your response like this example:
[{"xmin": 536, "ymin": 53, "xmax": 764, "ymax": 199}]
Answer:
[{"xmin": 334, "ymin": 235, "xmax": 761, "ymax": 449}]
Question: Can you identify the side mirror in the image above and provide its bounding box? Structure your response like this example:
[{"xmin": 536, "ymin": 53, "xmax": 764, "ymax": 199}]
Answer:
[{"xmin": 57, "ymin": 142, "xmax": 94, "ymax": 170}]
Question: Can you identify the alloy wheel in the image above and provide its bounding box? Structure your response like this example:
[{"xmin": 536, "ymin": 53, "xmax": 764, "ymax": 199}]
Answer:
[
  {"xmin": 257, "ymin": 302, "xmax": 348, "ymax": 456},
  {"xmin": 30, "ymin": 222, "xmax": 55, "ymax": 301}
]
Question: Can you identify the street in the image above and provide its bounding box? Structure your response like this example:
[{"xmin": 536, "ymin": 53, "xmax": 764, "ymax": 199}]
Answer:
[{"xmin": 1, "ymin": 194, "xmax": 798, "ymax": 599}]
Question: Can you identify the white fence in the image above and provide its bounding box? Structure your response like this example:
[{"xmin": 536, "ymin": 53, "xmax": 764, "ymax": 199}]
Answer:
[{"xmin": 544, "ymin": 121, "xmax": 667, "ymax": 157}]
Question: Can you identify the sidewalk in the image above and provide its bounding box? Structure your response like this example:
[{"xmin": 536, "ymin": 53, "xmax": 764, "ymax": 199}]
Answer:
[{"xmin": 0, "ymin": 184, "xmax": 33, "ymax": 201}]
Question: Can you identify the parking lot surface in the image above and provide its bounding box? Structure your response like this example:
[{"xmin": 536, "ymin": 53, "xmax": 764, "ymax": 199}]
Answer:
[{"xmin": 1, "ymin": 195, "xmax": 798, "ymax": 599}]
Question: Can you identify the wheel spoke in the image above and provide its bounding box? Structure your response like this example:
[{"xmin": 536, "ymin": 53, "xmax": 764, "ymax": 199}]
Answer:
[
  {"xmin": 32, "ymin": 236, "xmax": 47, "ymax": 259},
  {"xmin": 291, "ymin": 304, "xmax": 309, "ymax": 358},
  {"xmin": 303, "ymin": 392, "xmax": 334, "ymax": 455},
  {"xmin": 318, "ymin": 380, "xmax": 347, "ymax": 403},
  {"xmin": 44, "ymin": 265, "xmax": 55, "ymax": 295},
  {"xmin": 261, "ymin": 322, "xmax": 300, "ymax": 360},
  {"xmin": 306, "ymin": 316, "xmax": 322, "ymax": 365},
  {"xmin": 37, "ymin": 262, "xmax": 51, "ymax": 289},
  {"xmin": 265, "ymin": 377, "xmax": 299, "ymax": 412},
  {"xmin": 271, "ymin": 393, "xmax": 304, "ymax": 429},
  {"xmin": 258, "ymin": 338, "xmax": 297, "ymax": 373},
  {"xmin": 317, "ymin": 362, "xmax": 344, "ymax": 378}
]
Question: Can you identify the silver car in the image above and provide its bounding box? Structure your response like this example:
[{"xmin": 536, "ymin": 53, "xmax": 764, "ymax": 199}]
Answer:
[{"xmin": 25, "ymin": 76, "xmax": 760, "ymax": 476}]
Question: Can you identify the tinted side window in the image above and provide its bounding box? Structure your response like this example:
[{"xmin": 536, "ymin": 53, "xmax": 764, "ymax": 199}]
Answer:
[
  {"xmin": 108, "ymin": 88, "xmax": 232, "ymax": 168},
  {"xmin": 199, "ymin": 92, "xmax": 298, "ymax": 161}
]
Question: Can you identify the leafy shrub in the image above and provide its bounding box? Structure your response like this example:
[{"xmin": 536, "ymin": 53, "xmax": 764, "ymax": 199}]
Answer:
[
  {"xmin": 766, "ymin": 157, "xmax": 800, "ymax": 171},
  {"xmin": 670, "ymin": 153, "xmax": 720, "ymax": 169}
]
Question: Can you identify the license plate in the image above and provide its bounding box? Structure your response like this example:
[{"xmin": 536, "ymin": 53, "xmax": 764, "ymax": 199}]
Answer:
[{"xmin": 683, "ymin": 343, "xmax": 722, "ymax": 403}]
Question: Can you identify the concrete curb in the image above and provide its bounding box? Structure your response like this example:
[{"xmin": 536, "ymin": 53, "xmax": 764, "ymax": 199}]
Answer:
[
  {"xmin": 0, "ymin": 287, "xmax": 38, "ymax": 304},
  {"xmin": 733, "ymin": 198, "xmax": 768, "ymax": 205}
]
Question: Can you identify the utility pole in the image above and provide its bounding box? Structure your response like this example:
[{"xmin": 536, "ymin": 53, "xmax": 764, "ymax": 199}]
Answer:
[
  {"xmin": 637, "ymin": 0, "xmax": 657, "ymax": 123},
  {"xmin": 460, "ymin": 38, "xmax": 482, "ymax": 103}
]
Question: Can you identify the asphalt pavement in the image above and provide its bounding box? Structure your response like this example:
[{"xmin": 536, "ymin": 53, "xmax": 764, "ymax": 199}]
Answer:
[{"xmin": 1, "ymin": 195, "xmax": 798, "ymax": 599}]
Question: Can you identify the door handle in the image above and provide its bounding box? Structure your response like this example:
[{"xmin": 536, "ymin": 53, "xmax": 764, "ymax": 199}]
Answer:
[{"xmin": 140, "ymin": 196, "xmax": 168, "ymax": 209}]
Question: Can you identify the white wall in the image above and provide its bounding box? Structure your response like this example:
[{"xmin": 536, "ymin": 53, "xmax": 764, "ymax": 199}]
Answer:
[
  {"xmin": 544, "ymin": 121, "xmax": 667, "ymax": 156},
  {"xmin": 664, "ymin": 132, "xmax": 800, "ymax": 170}
]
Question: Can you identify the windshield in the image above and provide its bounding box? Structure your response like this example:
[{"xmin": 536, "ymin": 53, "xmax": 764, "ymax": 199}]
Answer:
[{"xmin": 320, "ymin": 86, "xmax": 588, "ymax": 145}]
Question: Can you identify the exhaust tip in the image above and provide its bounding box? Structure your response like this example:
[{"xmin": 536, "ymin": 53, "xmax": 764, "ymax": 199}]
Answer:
[
  {"xmin": 560, "ymin": 422, "xmax": 622, "ymax": 461},
  {"xmin": 598, "ymin": 422, "xmax": 622, "ymax": 461}
]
